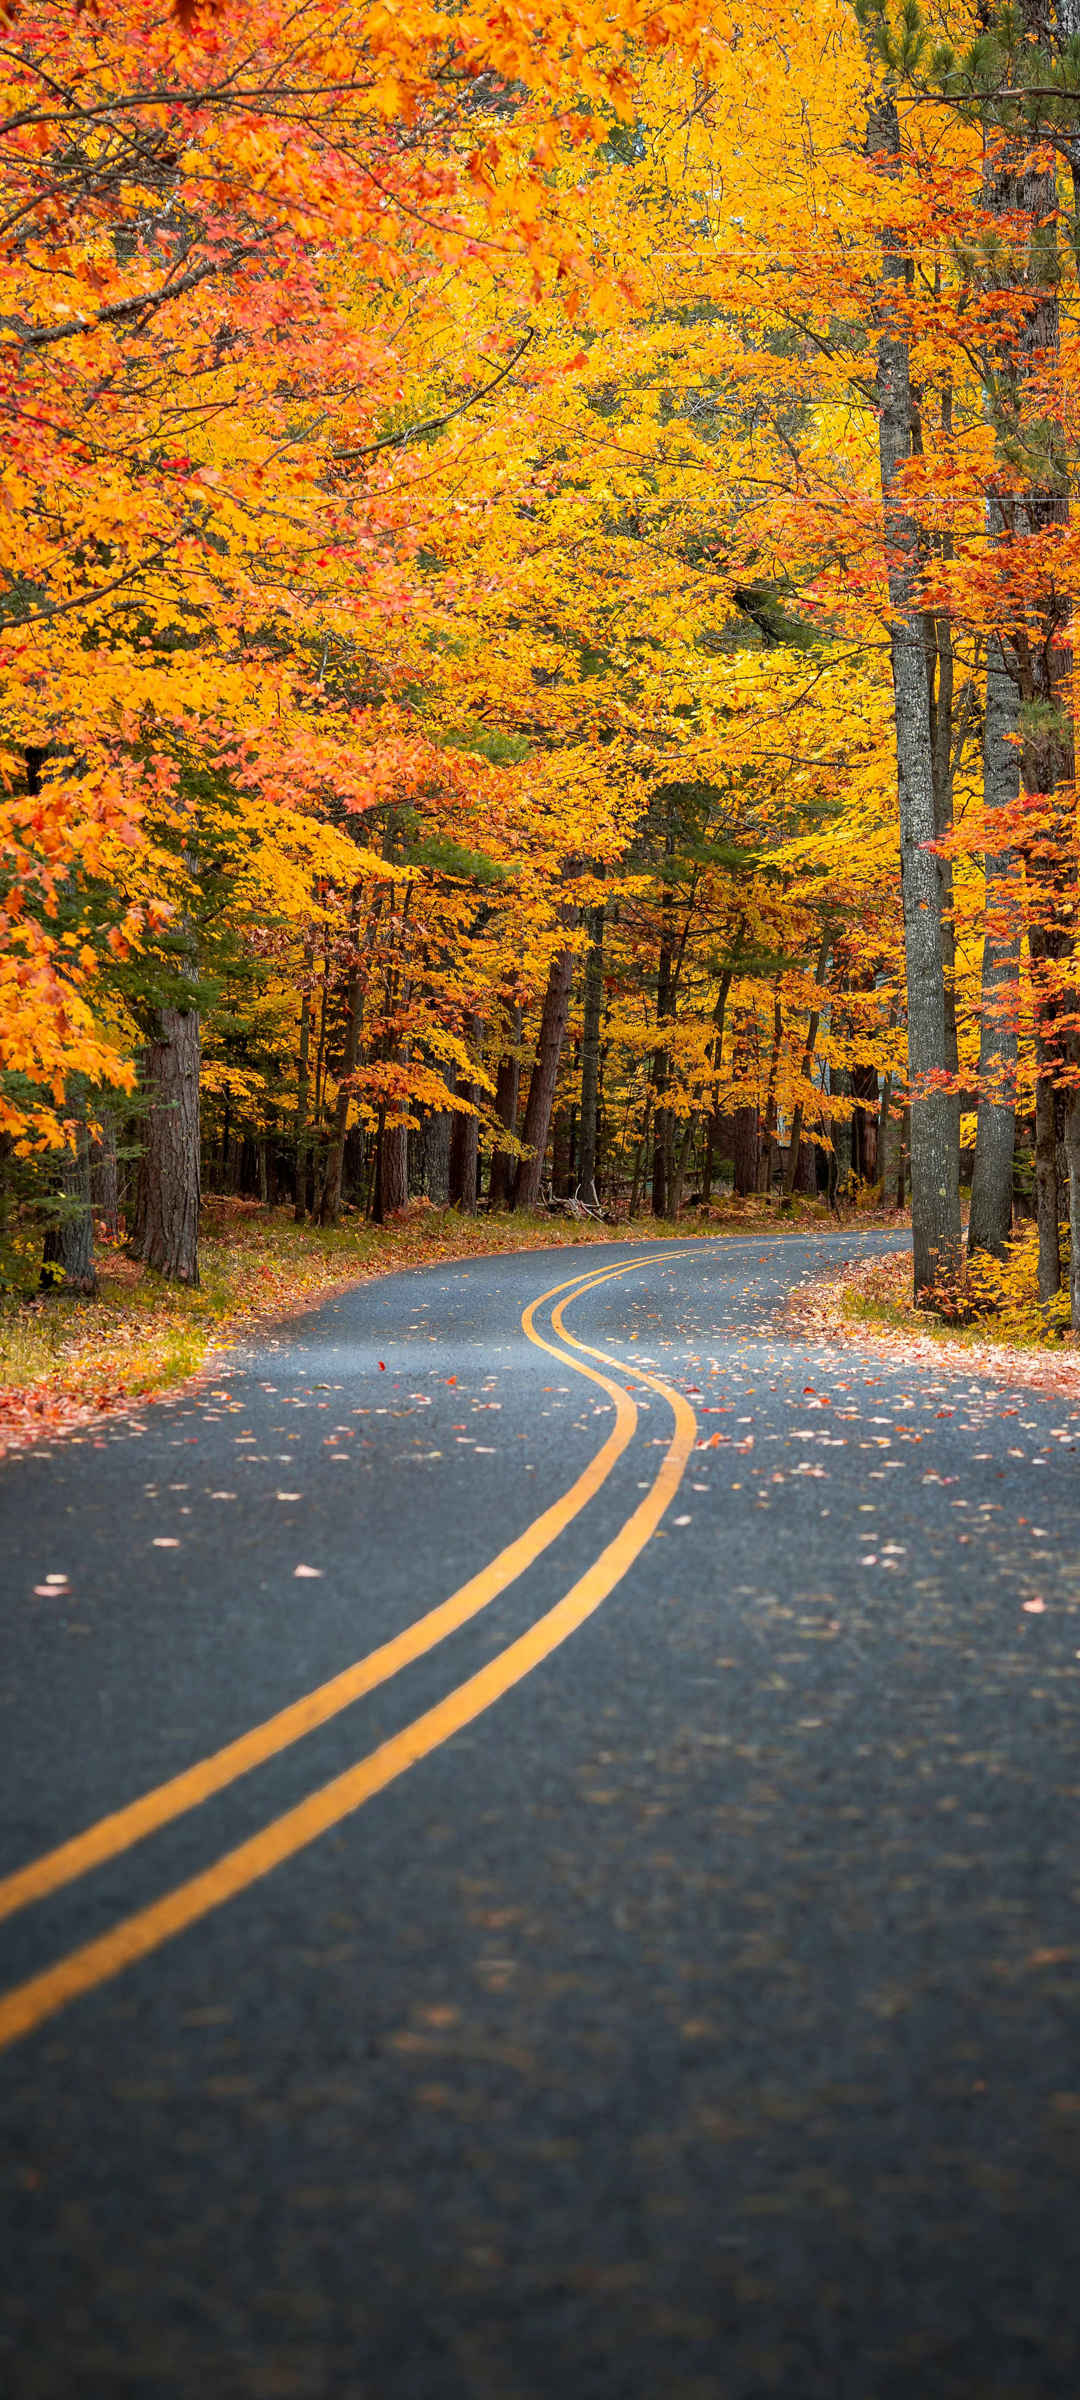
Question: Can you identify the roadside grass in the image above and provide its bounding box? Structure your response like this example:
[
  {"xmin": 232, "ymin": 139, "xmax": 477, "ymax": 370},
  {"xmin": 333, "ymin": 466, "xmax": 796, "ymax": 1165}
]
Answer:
[
  {"xmin": 0, "ymin": 1187, "xmax": 900, "ymax": 1452},
  {"xmin": 818, "ymin": 1238, "xmax": 1077, "ymax": 1360},
  {"xmin": 0, "ymin": 1200, "xmax": 692, "ymax": 1451}
]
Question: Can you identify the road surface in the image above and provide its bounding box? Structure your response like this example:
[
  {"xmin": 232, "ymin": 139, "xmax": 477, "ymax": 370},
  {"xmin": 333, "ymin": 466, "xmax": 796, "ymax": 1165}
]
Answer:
[{"xmin": 2, "ymin": 1230, "xmax": 1080, "ymax": 2398}]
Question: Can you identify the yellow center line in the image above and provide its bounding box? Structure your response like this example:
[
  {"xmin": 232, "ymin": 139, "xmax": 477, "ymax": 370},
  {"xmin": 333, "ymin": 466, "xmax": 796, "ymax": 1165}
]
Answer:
[
  {"xmin": 0, "ymin": 1274, "xmax": 699, "ymax": 2054},
  {"xmin": 0, "ymin": 1251, "xmax": 676, "ymax": 1929}
]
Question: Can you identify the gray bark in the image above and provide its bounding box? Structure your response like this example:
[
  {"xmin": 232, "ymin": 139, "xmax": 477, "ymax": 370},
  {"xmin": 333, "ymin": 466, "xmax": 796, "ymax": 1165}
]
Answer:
[
  {"xmin": 132, "ymin": 1009, "xmax": 201, "ymax": 1284},
  {"xmin": 757, "ymin": 994, "xmax": 783, "ymax": 1195},
  {"xmin": 448, "ymin": 1016, "xmax": 480, "ymax": 1214},
  {"xmin": 578, "ymin": 907, "xmax": 605, "ymax": 1201},
  {"xmin": 294, "ymin": 931, "xmax": 315, "ymax": 1221},
  {"xmin": 669, "ymin": 1114, "xmax": 697, "ymax": 1219},
  {"xmin": 1066, "ymin": 1097, "xmax": 1080, "ymax": 1327},
  {"xmin": 871, "ymin": 94, "xmax": 961, "ymax": 1294},
  {"xmin": 41, "ymin": 1101, "xmax": 96, "ymax": 1296},
  {"xmin": 1032, "ymin": 1046, "xmax": 1062, "ymax": 1300},
  {"xmin": 516, "ymin": 943, "xmax": 575, "ymax": 1210},
  {"xmin": 782, "ymin": 935, "xmax": 829, "ymax": 1201},
  {"xmin": 980, "ymin": 95, "xmax": 1072, "ymax": 1304},
  {"xmin": 320, "ymin": 893, "xmax": 377, "ymax": 1228},
  {"xmin": 969, "ymin": 641, "xmax": 1021, "ymax": 1259},
  {"xmin": 488, "ymin": 1004, "xmax": 522, "ymax": 1209},
  {"xmin": 380, "ymin": 1121, "xmax": 409, "ymax": 1215},
  {"xmin": 732, "ymin": 1104, "xmax": 758, "ymax": 1197},
  {"xmin": 423, "ymin": 1108, "xmax": 452, "ymax": 1205},
  {"xmin": 449, "ymin": 1087, "xmax": 478, "ymax": 1213},
  {"xmin": 90, "ymin": 1101, "xmax": 119, "ymax": 1240}
]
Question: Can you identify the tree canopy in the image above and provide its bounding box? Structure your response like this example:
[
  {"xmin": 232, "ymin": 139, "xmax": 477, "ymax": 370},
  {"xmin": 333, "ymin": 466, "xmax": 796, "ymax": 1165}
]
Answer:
[{"xmin": 4, "ymin": 0, "xmax": 1080, "ymax": 1326}]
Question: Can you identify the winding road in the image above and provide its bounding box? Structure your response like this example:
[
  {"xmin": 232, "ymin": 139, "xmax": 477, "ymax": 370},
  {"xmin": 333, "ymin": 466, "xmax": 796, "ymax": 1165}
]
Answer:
[{"xmin": 3, "ymin": 1230, "xmax": 1080, "ymax": 2398}]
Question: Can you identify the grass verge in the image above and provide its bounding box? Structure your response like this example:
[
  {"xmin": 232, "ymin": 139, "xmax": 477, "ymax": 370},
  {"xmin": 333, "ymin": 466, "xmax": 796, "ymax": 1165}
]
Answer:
[
  {"xmin": 0, "ymin": 1199, "xmax": 697, "ymax": 1454},
  {"xmin": 786, "ymin": 1247, "xmax": 1080, "ymax": 1395},
  {"xmin": 1, "ymin": 1190, "xmax": 913, "ymax": 1454}
]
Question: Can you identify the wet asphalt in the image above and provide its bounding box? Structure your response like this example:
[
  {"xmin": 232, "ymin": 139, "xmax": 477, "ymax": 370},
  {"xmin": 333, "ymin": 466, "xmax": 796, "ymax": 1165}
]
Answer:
[{"xmin": 2, "ymin": 1229, "xmax": 1080, "ymax": 2400}]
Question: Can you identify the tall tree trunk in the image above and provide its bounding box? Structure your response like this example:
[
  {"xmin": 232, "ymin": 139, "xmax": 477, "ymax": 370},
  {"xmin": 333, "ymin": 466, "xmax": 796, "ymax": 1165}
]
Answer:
[
  {"xmin": 578, "ymin": 906, "xmax": 605, "ymax": 1202},
  {"xmin": 132, "ymin": 1010, "xmax": 201, "ymax": 1284},
  {"xmin": 627, "ymin": 1104, "xmax": 650, "ymax": 1219},
  {"xmin": 651, "ymin": 866, "xmax": 675, "ymax": 1217},
  {"xmin": 704, "ymin": 962, "xmax": 735, "ymax": 1203},
  {"xmin": 852, "ymin": 1062, "xmax": 880, "ymax": 1181},
  {"xmin": 782, "ymin": 935, "xmax": 829, "ymax": 1201},
  {"xmin": 969, "ymin": 641, "xmax": 1021, "ymax": 1259},
  {"xmin": 1030, "ymin": 1032, "xmax": 1061, "ymax": 1300},
  {"xmin": 448, "ymin": 1016, "xmax": 480, "ymax": 1214},
  {"xmin": 294, "ymin": 929, "xmax": 315, "ymax": 1222},
  {"xmin": 669, "ymin": 1114, "xmax": 697, "ymax": 1218},
  {"xmin": 732, "ymin": 1105, "xmax": 758, "ymax": 1197},
  {"xmin": 515, "ymin": 943, "xmax": 576, "ymax": 1210},
  {"xmin": 320, "ymin": 889, "xmax": 380, "ymax": 1228},
  {"xmin": 41, "ymin": 1096, "xmax": 96, "ymax": 1296},
  {"xmin": 380, "ymin": 1121, "xmax": 409, "ymax": 1216},
  {"xmin": 980, "ymin": 87, "xmax": 1072, "ymax": 1301},
  {"xmin": 90, "ymin": 1100, "xmax": 119, "ymax": 1240},
  {"xmin": 1065, "ymin": 1095, "xmax": 1080, "ymax": 1328},
  {"xmin": 449, "ymin": 1089, "xmax": 478, "ymax": 1213},
  {"xmin": 871, "ymin": 93, "xmax": 961, "ymax": 1295},
  {"xmin": 757, "ymin": 993, "xmax": 783, "ymax": 1194},
  {"xmin": 488, "ymin": 1005, "xmax": 522, "ymax": 1209},
  {"xmin": 423, "ymin": 1105, "xmax": 453, "ymax": 1206}
]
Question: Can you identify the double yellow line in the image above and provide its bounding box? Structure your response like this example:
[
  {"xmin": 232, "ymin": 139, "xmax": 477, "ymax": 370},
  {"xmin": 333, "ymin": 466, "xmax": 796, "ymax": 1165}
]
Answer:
[{"xmin": 0, "ymin": 1251, "xmax": 699, "ymax": 2052}]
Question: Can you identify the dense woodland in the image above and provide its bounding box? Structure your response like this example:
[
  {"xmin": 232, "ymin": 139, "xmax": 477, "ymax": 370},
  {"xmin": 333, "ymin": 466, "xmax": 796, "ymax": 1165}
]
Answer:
[{"xmin": 4, "ymin": 0, "xmax": 1080, "ymax": 1325}]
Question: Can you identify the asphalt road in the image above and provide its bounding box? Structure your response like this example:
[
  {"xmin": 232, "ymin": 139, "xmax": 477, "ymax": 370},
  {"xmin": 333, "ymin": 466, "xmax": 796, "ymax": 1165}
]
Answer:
[{"xmin": 3, "ymin": 1229, "xmax": 1080, "ymax": 2400}]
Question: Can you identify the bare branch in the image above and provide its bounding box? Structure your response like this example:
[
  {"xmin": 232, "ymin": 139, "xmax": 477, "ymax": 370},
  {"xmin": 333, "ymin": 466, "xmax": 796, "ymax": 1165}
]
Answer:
[{"xmin": 333, "ymin": 329, "xmax": 535, "ymax": 465}]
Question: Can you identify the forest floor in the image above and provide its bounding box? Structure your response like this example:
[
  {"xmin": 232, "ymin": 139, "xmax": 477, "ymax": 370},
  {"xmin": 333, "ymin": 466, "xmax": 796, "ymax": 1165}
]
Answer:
[
  {"xmin": 9, "ymin": 1197, "xmax": 1075, "ymax": 1456},
  {"xmin": 786, "ymin": 1245, "xmax": 1080, "ymax": 1399},
  {"xmin": 0, "ymin": 1191, "xmax": 836, "ymax": 1457}
]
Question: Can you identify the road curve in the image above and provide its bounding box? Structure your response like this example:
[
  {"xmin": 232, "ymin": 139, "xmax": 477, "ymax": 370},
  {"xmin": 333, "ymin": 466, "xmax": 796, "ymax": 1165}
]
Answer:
[{"xmin": 2, "ymin": 1230, "xmax": 1080, "ymax": 2398}]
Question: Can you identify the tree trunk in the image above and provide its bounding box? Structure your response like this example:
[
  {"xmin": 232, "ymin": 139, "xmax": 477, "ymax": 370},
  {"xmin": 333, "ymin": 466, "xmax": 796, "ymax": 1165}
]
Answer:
[
  {"xmin": 90, "ymin": 1101, "xmax": 119, "ymax": 1240},
  {"xmin": 757, "ymin": 994, "xmax": 783, "ymax": 1194},
  {"xmin": 1031, "ymin": 1052, "xmax": 1061, "ymax": 1301},
  {"xmin": 704, "ymin": 963, "xmax": 735, "ymax": 1205},
  {"xmin": 294, "ymin": 930, "xmax": 315, "ymax": 1222},
  {"xmin": 515, "ymin": 943, "xmax": 575, "ymax": 1210},
  {"xmin": 871, "ymin": 93, "xmax": 961, "ymax": 1295},
  {"xmin": 551, "ymin": 1100, "xmax": 573, "ymax": 1197},
  {"xmin": 732, "ymin": 1104, "xmax": 758, "ymax": 1198},
  {"xmin": 852, "ymin": 1062, "xmax": 880, "ymax": 1182},
  {"xmin": 449, "ymin": 1090, "xmax": 478, "ymax": 1212},
  {"xmin": 488, "ymin": 1008, "xmax": 522, "ymax": 1209},
  {"xmin": 578, "ymin": 907, "xmax": 605, "ymax": 1202},
  {"xmin": 782, "ymin": 936, "xmax": 829, "ymax": 1201},
  {"xmin": 969, "ymin": 641, "xmax": 1021, "ymax": 1260},
  {"xmin": 380, "ymin": 1121, "xmax": 409, "ymax": 1215},
  {"xmin": 981, "ymin": 91, "xmax": 1072, "ymax": 1302},
  {"xmin": 627, "ymin": 1106, "xmax": 650, "ymax": 1219},
  {"xmin": 669, "ymin": 1114, "xmax": 697, "ymax": 1218},
  {"xmin": 320, "ymin": 890, "xmax": 380, "ymax": 1228},
  {"xmin": 423, "ymin": 1108, "xmax": 452, "ymax": 1206},
  {"xmin": 651, "ymin": 830, "xmax": 675, "ymax": 1217},
  {"xmin": 41, "ymin": 1101, "xmax": 96, "ymax": 1296},
  {"xmin": 132, "ymin": 1010, "xmax": 201, "ymax": 1284}
]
